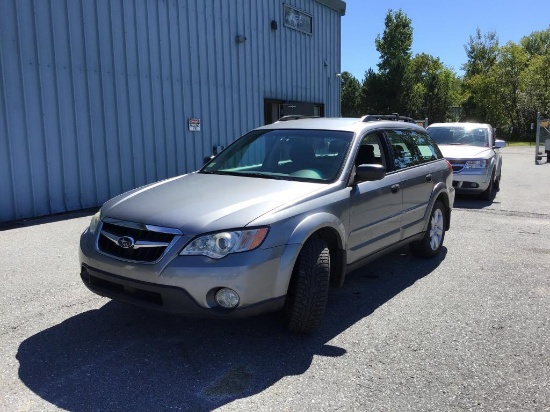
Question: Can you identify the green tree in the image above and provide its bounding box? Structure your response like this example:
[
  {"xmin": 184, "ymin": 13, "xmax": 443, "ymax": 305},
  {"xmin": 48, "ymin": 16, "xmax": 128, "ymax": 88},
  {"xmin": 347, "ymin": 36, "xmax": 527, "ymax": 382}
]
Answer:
[
  {"xmin": 340, "ymin": 72, "xmax": 362, "ymax": 117},
  {"xmin": 373, "ymin": 9, "xmax": 413, "ymax": 113},
  {"xmin": 402, "ymin": 53, "xmax": 460, "ymax": 123},
  {"xmin": 462, "ymin": 28, "xmax": 499, "ymax": 77},
  {"xmin": 460, "ymin": 27, "xmax": 549, "ymax": 140},
  {"xmin": 520, "ymin": 27, "xmax": 550, "ymax": 57},
  {"xmin": 359, "ymin": 68, "xmax": 384, "ymax": 114},
  {"xmin": 490, "ymin": 42, "xmax": 529, "ymax": 137},
  {"xmin": 461, "ymin": 29, "xmax": 500, "ymax": 123},
  {"xmin": 520, "ymin": 53, "xmax": 550, "ymax": 116},
  {"xmin": 517, "ymin": 29, "xmax": 550, "ymax": 140},
  {"xmin": 519, "ymin": 28, "xmax": 550, "ymax": 118}
]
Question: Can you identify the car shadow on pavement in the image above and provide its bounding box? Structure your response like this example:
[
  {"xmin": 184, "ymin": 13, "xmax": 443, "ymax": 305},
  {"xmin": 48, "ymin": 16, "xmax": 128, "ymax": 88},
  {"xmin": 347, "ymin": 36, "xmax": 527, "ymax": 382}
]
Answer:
[
  {"xmin": 452, "ymin": 192, "xmax": 498, "ymax": 210},
  {"xmin": 16, "ymin": 247, "xmax": 446, "ymax": 411}
]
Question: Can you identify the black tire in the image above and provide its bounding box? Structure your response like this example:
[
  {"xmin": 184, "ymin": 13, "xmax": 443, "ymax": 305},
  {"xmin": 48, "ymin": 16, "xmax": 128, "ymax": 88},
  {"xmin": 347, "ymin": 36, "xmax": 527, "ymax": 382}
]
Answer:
[
  {"xmin": 494, "ymin": 170, "xmax": 501, "ymax": 191},
  {"xmin": 410, "ymin": 201, "xmax": 446, "ymax": 258},
  {"xmin": 284, "ymin": 238, "xmax": 330, "ymax": 333},
  {"xmin": 480, "ymin": 171, "xmax": 495, "ymax": 200}
]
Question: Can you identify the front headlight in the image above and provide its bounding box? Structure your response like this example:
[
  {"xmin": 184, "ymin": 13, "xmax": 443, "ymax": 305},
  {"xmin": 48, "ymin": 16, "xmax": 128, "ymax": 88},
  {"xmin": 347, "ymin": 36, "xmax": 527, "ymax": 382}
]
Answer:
[
  {"xmin": 180, "ymin": 227, "xmax": 269, "ymax": 259},
  {"xmin": 89, "ymin": 210, "xmax": 102, "ymax": 234},
  {"xmin": 464, "ymin": 159, "xmax": 488, "ymax": 169}
]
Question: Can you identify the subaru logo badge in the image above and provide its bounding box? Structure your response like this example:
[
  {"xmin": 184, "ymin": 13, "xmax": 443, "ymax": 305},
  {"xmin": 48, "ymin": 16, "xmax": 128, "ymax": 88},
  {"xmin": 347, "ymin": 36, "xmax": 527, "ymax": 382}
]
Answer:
[{"xmin": 117, "ymin": 236, "xmax": 135, "ymax": 249}]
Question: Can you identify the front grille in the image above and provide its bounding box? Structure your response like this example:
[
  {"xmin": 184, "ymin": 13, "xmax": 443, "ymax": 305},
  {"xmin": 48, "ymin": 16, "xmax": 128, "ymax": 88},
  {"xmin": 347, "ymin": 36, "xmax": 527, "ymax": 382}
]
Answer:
[{"xmin": 98, "ymin": 221, "xmax": 177, "ymax": 263}]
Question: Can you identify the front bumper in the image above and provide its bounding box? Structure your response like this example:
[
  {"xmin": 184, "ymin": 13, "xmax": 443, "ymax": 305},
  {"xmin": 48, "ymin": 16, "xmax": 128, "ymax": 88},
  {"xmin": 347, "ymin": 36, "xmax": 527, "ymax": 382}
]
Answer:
[
  {"xmin": 80, "ymin": 264, "xmax": 285, "ymax": 318},
  {"xmin": 79, "ymin": 228, "xmax": 299, "ymax": 318},
  {"xmin": 451, "ymin": 170, "xmax": 491, "ymax": 193}
]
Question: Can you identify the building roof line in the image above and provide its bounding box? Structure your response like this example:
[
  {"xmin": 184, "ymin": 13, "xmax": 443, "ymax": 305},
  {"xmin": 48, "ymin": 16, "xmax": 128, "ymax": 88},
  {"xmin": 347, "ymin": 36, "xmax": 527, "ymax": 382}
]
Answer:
[{"xmin": 315, "ymin": 0, "xmax": 346, "ymax": 16}]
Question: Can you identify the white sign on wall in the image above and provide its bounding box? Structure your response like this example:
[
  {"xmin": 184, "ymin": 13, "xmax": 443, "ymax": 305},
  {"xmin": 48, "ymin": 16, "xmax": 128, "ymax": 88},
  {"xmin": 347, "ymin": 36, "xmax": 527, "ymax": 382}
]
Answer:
[{"xmin": 188, "ymin": 118, "xmax": 201, "ymax": 131}]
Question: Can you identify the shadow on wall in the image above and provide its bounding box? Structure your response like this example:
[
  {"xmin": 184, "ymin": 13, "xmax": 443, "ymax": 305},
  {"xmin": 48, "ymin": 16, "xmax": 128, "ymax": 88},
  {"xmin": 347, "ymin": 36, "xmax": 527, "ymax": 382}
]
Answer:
[{"xmin": 17, "ymin": 247, "xmax": 446, "ymax": 411}]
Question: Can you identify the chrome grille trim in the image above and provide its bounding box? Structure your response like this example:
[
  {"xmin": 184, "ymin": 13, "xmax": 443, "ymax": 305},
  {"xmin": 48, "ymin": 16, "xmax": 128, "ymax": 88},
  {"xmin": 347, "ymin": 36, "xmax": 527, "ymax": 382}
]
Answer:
[
  {"xmin": 96, "ymin": 220, "xmax": 181, "ymax": 263},
  {"xmin": 102, "ymin": 218, "xmax": 183, "ymax": 235},
  {"xmin": 101, "ymin": 229, "xmax": 171, "ymax": 249}
]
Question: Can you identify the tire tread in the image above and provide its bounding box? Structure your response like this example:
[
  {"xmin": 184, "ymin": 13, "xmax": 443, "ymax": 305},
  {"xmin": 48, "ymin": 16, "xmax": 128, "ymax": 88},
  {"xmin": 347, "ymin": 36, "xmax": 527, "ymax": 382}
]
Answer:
[{"xmin": 285, "ymin": 238, "xmax": 330, "ymax": 333}]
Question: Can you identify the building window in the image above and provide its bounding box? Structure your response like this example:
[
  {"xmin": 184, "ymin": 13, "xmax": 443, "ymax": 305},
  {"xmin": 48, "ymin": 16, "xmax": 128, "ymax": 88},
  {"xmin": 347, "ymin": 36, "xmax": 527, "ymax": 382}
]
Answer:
[{"xmin": 284, "ymin": 5, "xmax": 312, "ymax": 35}]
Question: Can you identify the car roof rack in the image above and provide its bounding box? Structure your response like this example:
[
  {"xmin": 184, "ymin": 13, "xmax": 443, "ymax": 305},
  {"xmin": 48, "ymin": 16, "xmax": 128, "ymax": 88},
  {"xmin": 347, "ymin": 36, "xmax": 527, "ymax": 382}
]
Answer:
[
  {"xmin": 277, "ymin": 115, "xmax": 320, "ymax": 121},
  {"xmin": 360, "ymin": 113, "xmax": 415, "ymax": 123}
]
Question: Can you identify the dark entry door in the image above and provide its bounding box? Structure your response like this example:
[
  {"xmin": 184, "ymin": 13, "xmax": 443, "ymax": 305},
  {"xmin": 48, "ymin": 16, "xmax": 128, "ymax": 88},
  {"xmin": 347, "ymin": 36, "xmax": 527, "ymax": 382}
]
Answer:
[{"xmin": 264, "ymin": 100, "xmax": 324, "ymax": 124}]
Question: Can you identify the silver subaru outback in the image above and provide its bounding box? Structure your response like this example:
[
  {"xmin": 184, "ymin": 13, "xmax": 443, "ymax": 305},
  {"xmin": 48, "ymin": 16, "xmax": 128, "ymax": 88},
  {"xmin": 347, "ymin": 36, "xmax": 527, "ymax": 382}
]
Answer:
[{"xmin": 79, "ymin": 115, "xmax": 455, "ymax": 333}]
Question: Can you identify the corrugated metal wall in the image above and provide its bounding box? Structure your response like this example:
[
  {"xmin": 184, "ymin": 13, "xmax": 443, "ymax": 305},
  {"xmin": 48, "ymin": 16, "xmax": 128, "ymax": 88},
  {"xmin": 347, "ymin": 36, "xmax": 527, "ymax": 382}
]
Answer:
[{"xmin": 0, "ymin": 0, "xmax": 343, "ymax": 222}]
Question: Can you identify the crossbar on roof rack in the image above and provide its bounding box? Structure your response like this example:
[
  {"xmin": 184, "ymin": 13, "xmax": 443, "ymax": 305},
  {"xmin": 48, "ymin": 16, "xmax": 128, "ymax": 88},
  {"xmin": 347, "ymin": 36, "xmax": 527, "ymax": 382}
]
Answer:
[
  {"xmin": 277, "ymin": 115, "xmax": 320, "ymax": 121},
  {"xmin": 360, "ymin": 113, "xmax": 415, "ymax": 123}
]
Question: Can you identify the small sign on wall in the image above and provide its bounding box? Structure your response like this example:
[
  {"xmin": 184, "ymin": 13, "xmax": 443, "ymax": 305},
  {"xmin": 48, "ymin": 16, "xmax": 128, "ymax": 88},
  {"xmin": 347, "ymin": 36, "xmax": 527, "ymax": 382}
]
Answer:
[{"xmin": 188, "ymin": 118, "xmax": 201, "ymax": 131}]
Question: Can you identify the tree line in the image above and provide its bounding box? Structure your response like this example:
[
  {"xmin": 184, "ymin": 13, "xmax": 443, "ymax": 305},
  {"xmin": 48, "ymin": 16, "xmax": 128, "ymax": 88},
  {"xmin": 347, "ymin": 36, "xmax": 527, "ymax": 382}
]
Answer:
[{"xmin": 340, "ymin": 9, "xmax": 550, "ymax": 141}]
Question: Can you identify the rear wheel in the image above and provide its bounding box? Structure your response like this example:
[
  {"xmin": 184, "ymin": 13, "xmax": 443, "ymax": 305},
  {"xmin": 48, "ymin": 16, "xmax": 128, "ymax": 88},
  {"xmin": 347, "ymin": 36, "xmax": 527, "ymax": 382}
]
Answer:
[
  {"xmin": 284, "ymin": 238, "xmax": 330, "ymax": 333},
  {"xmin": 410, "ymin": 201, "xmax": 445, "ymax": 258}
]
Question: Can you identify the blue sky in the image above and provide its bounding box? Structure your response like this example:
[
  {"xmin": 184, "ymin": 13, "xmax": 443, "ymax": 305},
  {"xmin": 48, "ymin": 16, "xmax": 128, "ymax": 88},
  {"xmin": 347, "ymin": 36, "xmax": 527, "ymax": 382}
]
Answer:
[{"xmin": 341, "ymin": 0, "xmax": 550, "ymax": 80}]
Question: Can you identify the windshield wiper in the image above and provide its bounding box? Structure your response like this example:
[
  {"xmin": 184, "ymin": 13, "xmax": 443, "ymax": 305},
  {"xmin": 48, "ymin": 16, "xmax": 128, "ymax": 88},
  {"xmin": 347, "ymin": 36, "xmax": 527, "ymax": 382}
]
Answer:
[
  {"xmin": 199, "ymin": 170, "xmax": 286, "ymax": 180},
  {"xmin": 200, "ymin": 170, "xmax": 234, "ymax": 175},
  {"xmin": 237, "ymin": 172, "xmax": 287, "ymax": 180}
]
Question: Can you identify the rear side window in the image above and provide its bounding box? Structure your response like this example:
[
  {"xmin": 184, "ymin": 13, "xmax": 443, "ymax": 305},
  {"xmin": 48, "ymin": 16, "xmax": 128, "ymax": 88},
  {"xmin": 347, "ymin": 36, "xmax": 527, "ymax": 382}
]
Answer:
[
  {"xmin": 385, "ymin": 129, "xmax": 442, "ymax": 171},
  {"xmin": 413, "ymin": 131, "xmax": 443, "ymax": 162}
]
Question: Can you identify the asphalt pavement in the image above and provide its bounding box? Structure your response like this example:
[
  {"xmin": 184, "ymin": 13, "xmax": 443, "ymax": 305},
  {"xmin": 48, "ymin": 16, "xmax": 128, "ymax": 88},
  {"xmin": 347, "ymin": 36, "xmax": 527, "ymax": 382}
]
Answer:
[{"xmin": 1, "ymin": 146, "xmax": 549, "ymax": 411}]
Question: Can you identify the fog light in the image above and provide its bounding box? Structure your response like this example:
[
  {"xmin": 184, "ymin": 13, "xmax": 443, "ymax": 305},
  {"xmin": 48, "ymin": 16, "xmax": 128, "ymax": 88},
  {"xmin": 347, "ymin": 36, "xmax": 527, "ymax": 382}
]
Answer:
[{"xmin": 215, "ymin": 288, "xmax": 240, "ymax": 308}]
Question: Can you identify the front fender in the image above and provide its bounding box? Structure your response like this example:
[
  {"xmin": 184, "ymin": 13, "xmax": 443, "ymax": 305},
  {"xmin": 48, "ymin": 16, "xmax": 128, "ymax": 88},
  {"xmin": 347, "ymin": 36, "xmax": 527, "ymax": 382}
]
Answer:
[
  {"xmin": 272, "ymin": 212, "xmax": 347, "ymax": 295},
  {"xmin": 287, "ymin": 212, "xmax": 346, "ymax": 247}
]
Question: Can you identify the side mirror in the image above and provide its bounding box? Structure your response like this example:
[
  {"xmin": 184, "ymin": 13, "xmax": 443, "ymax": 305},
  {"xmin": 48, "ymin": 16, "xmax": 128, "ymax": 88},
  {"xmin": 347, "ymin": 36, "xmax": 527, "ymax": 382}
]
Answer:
[
  {"xmin": 354, "ymin": 164, "xmax": 386, "ymax": 183},
  {"xmin": 494, "ymin": 139, "xmax": 506, "ymax": 149}
]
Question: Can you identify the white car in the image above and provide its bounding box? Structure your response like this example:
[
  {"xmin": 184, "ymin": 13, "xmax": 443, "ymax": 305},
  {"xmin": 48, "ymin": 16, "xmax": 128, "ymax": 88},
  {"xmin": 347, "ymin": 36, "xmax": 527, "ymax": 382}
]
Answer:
[{"xmin": 427, "ymin": 122, "xmax": 505, "ymax": 200}]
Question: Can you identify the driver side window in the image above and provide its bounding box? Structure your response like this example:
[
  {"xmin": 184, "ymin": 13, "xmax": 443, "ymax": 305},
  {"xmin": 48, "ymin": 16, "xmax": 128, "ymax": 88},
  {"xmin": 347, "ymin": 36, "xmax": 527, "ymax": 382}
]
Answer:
[{"xmin": 355, "ymin": 133, "xmax": 386, "ymax": 167}]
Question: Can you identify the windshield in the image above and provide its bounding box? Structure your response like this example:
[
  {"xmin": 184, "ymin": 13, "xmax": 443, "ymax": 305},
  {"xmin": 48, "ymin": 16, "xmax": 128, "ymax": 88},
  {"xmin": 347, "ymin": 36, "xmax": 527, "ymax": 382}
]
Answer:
[
  {"xmin": 427, "ymin": 126, "xmax": 490, "ymax": 147},
  {"xmin": 200, "ymin": 129, "xmax": 353, "ymax": 182}
]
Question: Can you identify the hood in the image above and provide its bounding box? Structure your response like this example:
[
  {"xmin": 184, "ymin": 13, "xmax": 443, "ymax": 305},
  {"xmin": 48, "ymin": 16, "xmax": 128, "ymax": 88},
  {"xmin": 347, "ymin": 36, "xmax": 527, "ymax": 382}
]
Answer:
[
  {"xmin": 101, "ymin": 173, "xmax": 326, "ymax": 234},
  {"xmin": 437, "ymin": 144, "xmax": 494, "ymax": 160}
]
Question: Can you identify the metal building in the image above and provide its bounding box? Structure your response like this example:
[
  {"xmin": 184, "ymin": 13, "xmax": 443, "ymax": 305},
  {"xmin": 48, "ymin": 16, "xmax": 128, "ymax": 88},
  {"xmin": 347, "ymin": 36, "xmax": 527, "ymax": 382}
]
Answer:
[{"xmin": 0, "ymin": 0, "xmax": 346, "ymax": 223}]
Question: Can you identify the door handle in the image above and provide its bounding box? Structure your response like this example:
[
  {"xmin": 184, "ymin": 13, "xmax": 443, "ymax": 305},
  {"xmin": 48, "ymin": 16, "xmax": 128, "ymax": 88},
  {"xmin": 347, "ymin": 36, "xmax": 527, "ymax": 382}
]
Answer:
[
  {"xmin": 390, "ymin": 184, "xmax": 400, "ymax": 193},
  {"xmin": 425, "ymin": 174, "xmax": 432, "ymax": 182}
]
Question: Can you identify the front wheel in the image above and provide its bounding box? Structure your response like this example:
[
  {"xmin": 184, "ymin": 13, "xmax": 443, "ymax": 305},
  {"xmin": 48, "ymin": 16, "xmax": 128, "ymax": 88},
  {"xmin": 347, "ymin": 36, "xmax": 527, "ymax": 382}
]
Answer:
[
  {"xmin": 480, "ymin": 170, "xmax": 495, "ymax": 200},
  {"xmin": 283, "ymin": 238, "xmax": 330, "ymax": 333},
  {"xmin": 494, "ymin": 170, "xmax": 501, "ymax": 191},
  {"xmin": 410, "ymin": 201, "xmax": 446, "ymax": 258}
]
